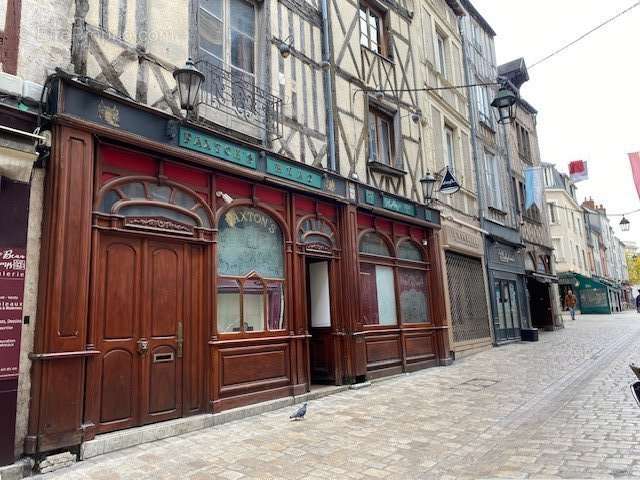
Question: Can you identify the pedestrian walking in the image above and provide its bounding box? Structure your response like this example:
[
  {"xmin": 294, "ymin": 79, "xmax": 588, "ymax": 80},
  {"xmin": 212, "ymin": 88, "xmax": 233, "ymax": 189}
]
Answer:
[
  {"xmin": 635, "ymin": 294, "xmax": 640, "ymax": 313},
  {"xmin": 565, "ymin": 289, "xmax": 578, "ymax": 320}
]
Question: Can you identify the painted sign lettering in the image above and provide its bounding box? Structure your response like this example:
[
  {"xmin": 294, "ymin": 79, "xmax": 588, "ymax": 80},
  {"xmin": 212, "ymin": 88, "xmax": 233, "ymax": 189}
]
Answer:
[
  {"xmin": 0, "ymin": 248, "xmax": 26, "ymax": 380},
  {"xmin": 382, "ymin": 195, "xmax": 416, "ymax": 217},
  {"xmin": 179, "ymin": 127, "xmax": 258, "ymax": 169},
  {"xmin": 266, "ymin": 157, "xmax": 323, "ymax": 189}
]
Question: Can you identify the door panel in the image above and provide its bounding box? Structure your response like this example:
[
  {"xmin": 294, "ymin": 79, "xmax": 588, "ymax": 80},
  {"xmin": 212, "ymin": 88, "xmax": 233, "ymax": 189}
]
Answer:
[
  {"xmin": 307, "ymin": 260, "xmax": 335, "ymax": 384},
  {"xmin": 92, "ymin": 234, "xmax": 199, "ymax": 434},
  {"xmin": 95, "ymin": 236, "xmax": 142, "ymax": 432},
  {"xmin": 141, "ymin": 241, "xmax": 184, "ymax": 424}
]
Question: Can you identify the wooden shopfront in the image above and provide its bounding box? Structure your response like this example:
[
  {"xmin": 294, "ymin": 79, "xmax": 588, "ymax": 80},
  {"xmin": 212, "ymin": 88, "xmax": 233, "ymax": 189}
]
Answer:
[{"xmin": 25, "ymin": 78, "xmax": 448, "ymax": 454}]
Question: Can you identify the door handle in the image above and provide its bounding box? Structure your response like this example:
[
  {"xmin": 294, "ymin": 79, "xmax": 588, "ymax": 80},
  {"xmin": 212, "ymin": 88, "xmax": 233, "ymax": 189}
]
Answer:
[
  {"xmin": 177, "ymin": 322, "xmax": 183, "ymax": 358},
  {"xmin": 137, "ymin": 339, "xmax": 149, "ymax": 355}
]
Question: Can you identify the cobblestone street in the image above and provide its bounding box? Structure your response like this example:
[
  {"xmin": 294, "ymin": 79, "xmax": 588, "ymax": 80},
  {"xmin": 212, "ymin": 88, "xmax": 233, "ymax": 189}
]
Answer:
[{"xmin": 38, "ymin": 313, "xmax": 640, "ymax": 479}]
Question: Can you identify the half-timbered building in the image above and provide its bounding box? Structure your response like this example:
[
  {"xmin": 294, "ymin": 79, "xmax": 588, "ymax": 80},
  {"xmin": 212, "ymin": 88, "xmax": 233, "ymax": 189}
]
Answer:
[{"xmin": 14, "ymin": 0, "xmax": 452, "ymax": 461}]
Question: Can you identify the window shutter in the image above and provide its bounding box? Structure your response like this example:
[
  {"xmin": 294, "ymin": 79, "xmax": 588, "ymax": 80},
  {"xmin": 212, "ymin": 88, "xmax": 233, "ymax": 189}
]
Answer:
[
  {"xmin": 461, "ymin": 131, "xmax": 472, "ymax": 190},
  {"xmin": 431, "ymin": 106, "xmax": 443, "ymax": 167},
  {"xmin": 451, "ymin": 44, "xmax": 462, "ymax": 84},
  {"xmin": 422, "ymin": 8, "xmax": 435, "ymax": 64}
]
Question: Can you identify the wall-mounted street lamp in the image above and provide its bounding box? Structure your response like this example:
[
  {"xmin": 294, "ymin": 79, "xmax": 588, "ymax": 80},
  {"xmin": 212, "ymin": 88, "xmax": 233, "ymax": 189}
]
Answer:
[
  {"xmin": 620, "ymin": 216, "xmax": 631, "ymax": 232},
  {"xmin": 173, "ymin": 58, "xmax": 205, "ymax": 112},
  {"xmin": 420, "ymin": 172, "xmax": 438, "ymax": 204},
  {"xmin": 491, "ymin": 83, "xmax": 518, "ymax": 125}
]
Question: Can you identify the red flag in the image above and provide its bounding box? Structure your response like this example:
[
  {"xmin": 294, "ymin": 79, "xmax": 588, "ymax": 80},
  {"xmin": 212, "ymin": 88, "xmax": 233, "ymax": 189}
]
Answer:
[
  {"xmin": 629, "ymin": 152, "xmax": 640, "ymax": 200},
  {"xmin": 568, "ymin": 160, "xmax": 588, "ymax": 182}
]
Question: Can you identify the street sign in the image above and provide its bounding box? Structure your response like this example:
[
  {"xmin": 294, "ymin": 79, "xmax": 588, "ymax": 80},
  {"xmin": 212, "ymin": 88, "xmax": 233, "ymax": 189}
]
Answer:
[{"xmin": 439, "ymin": 167, "xmax": 461, "ymax": 195}]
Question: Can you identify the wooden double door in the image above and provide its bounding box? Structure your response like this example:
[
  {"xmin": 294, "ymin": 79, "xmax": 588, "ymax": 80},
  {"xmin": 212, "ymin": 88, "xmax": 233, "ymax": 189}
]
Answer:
[{"xmin": 87, "ymin": 233, "xmax": 206, "ymax": 435}]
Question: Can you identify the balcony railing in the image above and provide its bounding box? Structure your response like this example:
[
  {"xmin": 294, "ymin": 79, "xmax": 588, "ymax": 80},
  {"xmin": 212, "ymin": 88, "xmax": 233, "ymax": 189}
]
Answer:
[{"xmin": 195, "ymin": 59, "xmax": 283, "ymax": 139}]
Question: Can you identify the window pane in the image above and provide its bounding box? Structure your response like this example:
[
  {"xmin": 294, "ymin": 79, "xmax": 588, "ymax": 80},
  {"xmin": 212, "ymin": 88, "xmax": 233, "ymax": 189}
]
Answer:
[
  {"xmin": 218, "ymin": 207, "xmax": 284, "ymax": 278},
  {"xmin": 231, "ymin": 31, "xmax": 255, "ymax": 73},
  {"xmin": 231, "ymin": 68, "xmax": 255, "ymax": 109},
  {"xmin": 120, "ymin": 182, "xmax": 146, "ymax": 199},
  {"xmin": 359, "ymin": 9, "xmax": 368, "ymax": 47},
  {"xmin": 243, "ymin": 279, "xmax": 265, "ymax": 332},
  {"xmin": 368, "ymin": 114, "xmax": 378, "ymax": 162},
  {"xmin": 217, "ymin": 278, "xmax": 241, "ymax": 333},
  {"xmin": 508, "ymin": 282, "xmax": 520, "ymax": 329},
  {"xmin": 230, "ymin": 0, "xmax": 255, "ymax": 36},
  {"xmin": 201, "ymin": 0, "xmax": 223, "ymax": 17},
  {"xmin": 397, "ymin": 241, "xmax": 423, "ymax": 261},
  {"xmin": 148, "ymin": 184, "xmax": 172, "ymax": 202},
  {"xmin": 378, "ymin": 118, "xmax": 391, "ymax": 165},
  {"xmin": 359, "ymin": 262, "xmax": 379, "ymax": 325},
  {"xmin": 359, "ymin": 231, "xmax": 390, "ymax": 256},
  {"xmin": 398, "ymin": 268, "xmax": 428, "ymax": 323},
  {"xmin": 100, "ymin": 190, "xmax": 121, "ymax": 213},
  {"xmin": 495, "ymin": 281, "xmax": 506, "ymax": 329},
  {"xmin": 199, "ymin": 8, "xmax": 224, "ymax": 60},
  {"xmin": 267, "ymin": 282, "xmax": 285, "ymax": 330},
  {"xmin": 174, "ymin": 190, "xmax": 197, "ymax": 210},
  {"xmin": 375, "ymin": 265, "xmax": 397, "ymax": 325}
]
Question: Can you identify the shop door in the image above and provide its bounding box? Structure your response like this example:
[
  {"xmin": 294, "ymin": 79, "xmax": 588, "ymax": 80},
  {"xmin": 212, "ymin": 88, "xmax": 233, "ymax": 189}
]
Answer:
[
  {"xmin": 494, "ymin": 279, "xmax": 522, "ymax": 342},
  {"xmin": 92, "ymin": 234, "xmax": 190, "ymax": 433},
  {"xmin": 306, "ymin": 259, "xmax": 334, "ymax": 384},
  {"xmin": 527, "ymin": 278, "xmax": 553, "ymax": 329}
]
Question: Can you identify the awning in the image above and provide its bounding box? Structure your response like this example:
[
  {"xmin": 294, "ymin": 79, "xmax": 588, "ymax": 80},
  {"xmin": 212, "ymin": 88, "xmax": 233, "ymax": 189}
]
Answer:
[
  {"xmin": 0, "ymin": 146, "xmax": 38, "ymax": 183},
  {"xmin": 530, "ymin": 272, "xmax": 559, "ymax": 284}
]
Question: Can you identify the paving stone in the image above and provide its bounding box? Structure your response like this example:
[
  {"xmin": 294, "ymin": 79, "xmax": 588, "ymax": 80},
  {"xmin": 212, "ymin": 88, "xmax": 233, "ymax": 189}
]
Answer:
[{"xmin": 31, "ymin": 312, "xmax": 640, "ymax": 480}]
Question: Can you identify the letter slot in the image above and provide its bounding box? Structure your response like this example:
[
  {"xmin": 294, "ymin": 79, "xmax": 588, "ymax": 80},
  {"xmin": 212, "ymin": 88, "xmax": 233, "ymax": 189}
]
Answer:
[{"xmin": 153, "ymin": 352, "xmax": 175, "ymax": 363}]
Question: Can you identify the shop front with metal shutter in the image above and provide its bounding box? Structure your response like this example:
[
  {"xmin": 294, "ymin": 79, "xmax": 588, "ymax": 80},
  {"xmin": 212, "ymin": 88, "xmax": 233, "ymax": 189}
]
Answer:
[{"xmin": 445, "ymin": 252, "xmax": 491, "ymax": 345}]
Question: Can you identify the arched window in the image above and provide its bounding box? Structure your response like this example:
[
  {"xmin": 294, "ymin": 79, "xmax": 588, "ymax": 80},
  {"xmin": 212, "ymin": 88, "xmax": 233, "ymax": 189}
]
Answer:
[
  {"xmin": 358, "ymin": 232, "xmax": 430, "ymax": 326},
  {"xmin": 98, "ymin": 179, "xmax": 212, "ymax": 234},
  {"xmin": 216, "ymin": 207, "xmax": 285, "ymax": 333},
  {"xmin": 298, "ymin": 217, "xmax": 337, "ymax": 253}
]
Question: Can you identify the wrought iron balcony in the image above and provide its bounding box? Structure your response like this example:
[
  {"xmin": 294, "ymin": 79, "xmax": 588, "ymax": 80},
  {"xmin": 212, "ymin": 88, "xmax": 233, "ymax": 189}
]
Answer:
[{"xmin": 195, "ymin": 58, "xmax": 283, "ymax": 139}]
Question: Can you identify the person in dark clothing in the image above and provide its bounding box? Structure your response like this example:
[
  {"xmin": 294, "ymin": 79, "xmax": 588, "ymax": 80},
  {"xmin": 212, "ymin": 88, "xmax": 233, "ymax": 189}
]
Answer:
[{"xmin": 636, "ymin": 293, "xmax": 640, "ymax": 313}]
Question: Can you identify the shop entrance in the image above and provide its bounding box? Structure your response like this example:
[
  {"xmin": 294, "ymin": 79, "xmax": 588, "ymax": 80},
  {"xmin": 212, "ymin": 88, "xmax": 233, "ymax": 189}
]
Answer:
[
  {"xmin": 89, "ymin": 233, "xmax": 203, "ymax": 434},
  {"xmin": 493, "ymin": 279, "xmax": 522, "ymax": 342},
  {"xmin": 527, "ymin": 277, "xmax": 553, "ymax": 330},
  {"xmin": 306, "ymin": 258, "xmax": 335, "ymax": 384}
]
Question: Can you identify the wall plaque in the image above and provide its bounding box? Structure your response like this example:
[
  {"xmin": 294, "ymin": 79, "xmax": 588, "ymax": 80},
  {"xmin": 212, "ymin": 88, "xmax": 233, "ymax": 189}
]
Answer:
[
  {"xmin": 266, "ymin": 157, "xmax": 323, "ymax": 189},
  {"xmin": 444, "ymin": 224, "xmax": 482, "ymax": 253},
  {"xmin": 179, "ymin": 127, "xmax": 258, "ymax": 169},
  {"xmin": 382, "ymin": 195, "xmax": 416, "ymax": 217},
  {"xmin": 0, "ymin": 248, "xmax": 26, "ymax": 380}
]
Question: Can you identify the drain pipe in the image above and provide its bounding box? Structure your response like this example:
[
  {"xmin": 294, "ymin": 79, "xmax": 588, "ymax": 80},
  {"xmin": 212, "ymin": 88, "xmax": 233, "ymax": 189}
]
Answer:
[{"xmin": 320, "ymin": 0, "xmax": 337, "ymax": 171}]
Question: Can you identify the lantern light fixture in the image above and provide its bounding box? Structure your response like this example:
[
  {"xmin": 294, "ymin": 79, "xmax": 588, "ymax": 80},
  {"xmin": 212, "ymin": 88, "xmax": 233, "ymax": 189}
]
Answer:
[
  {"xmin": 279, "ymin": 36, "xmax": 294, "ymax": 58},
  {"xmin": 173, "ymin": 58, "xmax": 205, "ymax": 112},
  {"xmin": 420, "ymin": 172, "xmax": 437, "ymax": 204},
  {"xmin": 491, "ymin": 83, "xmax": 518, "ymax": 125},
  {"xmin": 620, "ymin": 216, "xmax": 631, "ymax": 232}
]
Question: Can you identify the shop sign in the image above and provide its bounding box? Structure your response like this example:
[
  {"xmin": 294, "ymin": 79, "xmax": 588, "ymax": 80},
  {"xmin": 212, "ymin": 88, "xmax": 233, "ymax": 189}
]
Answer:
[
  {"xmin": 364, "ymin": 190, "xmax": 376, "ymax": 205},
  {"xmin": 179, "ymin": 127, "xmax": 258, "ymax": 170},
  {"xmin": 382, "ymin": 195, "xmax": 416, "ymax": 217},
  {"xmin": 445, "ymin": 224, "xmax": 481, "ymax": 252},
  {"xmin": 266, "ymin": 157, "xmax": 323, "ymax": 189},
  {"xmin": 496, "ymin": 247, "xmax": 516, "ymax": 265},
  {"xmin": 0, "ymin": 248, "xmax": 26, "ymax": 380}
]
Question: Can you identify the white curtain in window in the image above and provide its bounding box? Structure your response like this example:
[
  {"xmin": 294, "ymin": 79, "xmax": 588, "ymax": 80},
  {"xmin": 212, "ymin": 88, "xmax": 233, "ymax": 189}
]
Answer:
[{"xmin": 375, "ymin": 266, "xmax": 397, "ymax": 325}]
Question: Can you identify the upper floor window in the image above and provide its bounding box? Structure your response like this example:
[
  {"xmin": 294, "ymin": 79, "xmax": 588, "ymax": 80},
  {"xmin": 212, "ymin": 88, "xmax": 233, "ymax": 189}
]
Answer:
[
  {"xmin": 444, "ymin": 125, "xmax": 456, "ymax": 172},
  {"xmin": 198, "ymin": 0, "xmax": 256, "ymax": 86},
  {"xmin": 368, "ymin": 106, "xmax": 396, "ymax": 166},
  {"xmin": 516, "ymin": 123, "xmax": 531, "ymax": 162},
  {"xmin": 359, "ymin": 2, "xmax": 388, "ymax": 57},
  {"xmin": 436, "ymin": 31, "xmax": 447, "ymax": 77},
  {"xmin": 548, "ymin": 203, "xmax": 557, "ymax": 224}
]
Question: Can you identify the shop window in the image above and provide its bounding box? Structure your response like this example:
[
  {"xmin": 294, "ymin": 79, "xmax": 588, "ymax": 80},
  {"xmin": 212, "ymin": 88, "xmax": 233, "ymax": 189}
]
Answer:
[
  {"xmin": 217, "ymin": 206, "xmax": 285, "ymax": 333},
  {"xmin": 359, "ymin": 263, "xmax": 397, "ymax": 325},
  {"xmin": 359, "ymin": 231, "xmax": 391, "ymax": 257},
  {"xmin": 397, "ymin": 240, "xmax": 424, "ymax": 262},
  {"xmin": 398, "ymin": 267, "xmax": 429, "ymax": 323}
]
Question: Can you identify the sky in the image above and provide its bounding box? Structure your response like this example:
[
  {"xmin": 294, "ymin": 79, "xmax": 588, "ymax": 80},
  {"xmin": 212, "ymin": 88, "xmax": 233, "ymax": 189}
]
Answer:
[{"xmin": 472, "ymin": 0, "xmax": 640, "ymax": 245}]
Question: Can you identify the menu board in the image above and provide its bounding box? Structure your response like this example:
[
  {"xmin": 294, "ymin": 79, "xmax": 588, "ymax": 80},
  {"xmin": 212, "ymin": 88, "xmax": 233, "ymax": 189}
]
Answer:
[{"xmin": 0, "ymin": 248, "xmax": 26, "ymax": 380}]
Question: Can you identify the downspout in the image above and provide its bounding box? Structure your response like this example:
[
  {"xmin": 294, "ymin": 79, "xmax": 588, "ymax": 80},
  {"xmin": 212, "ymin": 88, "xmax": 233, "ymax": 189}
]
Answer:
[{"xmin": 320, "ymin": 0, "xmax": 337, "ymax": 171}]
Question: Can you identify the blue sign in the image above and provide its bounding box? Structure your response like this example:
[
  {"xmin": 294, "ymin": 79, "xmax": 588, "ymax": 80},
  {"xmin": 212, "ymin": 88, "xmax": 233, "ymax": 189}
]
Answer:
[
  {"xmin": 439, "ymin": 167, "xmax": 461, "ymax": 195},
  {"xmin": 179, "ymin": 127, "xmax": 257, "ymax": 169},
  {"xmin": 382, "ymin": 195, "xmax": 416, "ymax": 216},
  {"xmin": 266, "ymin": 157, "xmax": 323, "ymax": 189}
]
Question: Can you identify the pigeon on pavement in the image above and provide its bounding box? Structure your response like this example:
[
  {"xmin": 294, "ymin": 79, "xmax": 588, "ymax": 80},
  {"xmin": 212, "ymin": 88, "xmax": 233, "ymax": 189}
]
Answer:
[{"xmin": 290, "ymin": 402, "xmax": 307, "ymax": 420}]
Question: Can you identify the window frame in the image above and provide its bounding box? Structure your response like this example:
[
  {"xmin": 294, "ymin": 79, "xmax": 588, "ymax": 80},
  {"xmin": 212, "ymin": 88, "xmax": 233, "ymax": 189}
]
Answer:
[
  {"xmin": 359, "ymin": 1, "xmax": 389, "ymax": 58},
  {"xmin": 444, "ymin": 125, "xmax": 456, "ymax": 173},
  {"xmin": 358, "ymin": 230, "xmax": 432, "ymax": 329},
  {"xmin": 215, "ymin": 205, "xmax": 287, "ymax": 337},
  {"xmin": 368, "ymin": 104, "xmax": 398, "ymax": 168},
  {"xmin": 436, "ymin": 30, "xmax": 447, "ymax": 78}
]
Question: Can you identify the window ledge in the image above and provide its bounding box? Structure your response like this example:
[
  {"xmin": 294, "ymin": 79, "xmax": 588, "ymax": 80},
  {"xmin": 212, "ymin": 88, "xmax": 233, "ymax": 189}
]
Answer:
[
  {"xmin": 367, "ymin": 160, "xmax": 406, "ymax": 176},
  {"xmin": 361, "ymin": 45, "xmax": 395, "ymax": 65},
  {"xmin": 488, "ymin": 206, "xmax": 507, "ymax": 216}
]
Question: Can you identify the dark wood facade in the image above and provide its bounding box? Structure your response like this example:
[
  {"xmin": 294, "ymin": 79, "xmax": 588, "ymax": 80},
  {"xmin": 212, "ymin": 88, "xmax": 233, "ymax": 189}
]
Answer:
[{"xmin": 25, "ymin": 80, "xmax": 450, "ymax": 454}]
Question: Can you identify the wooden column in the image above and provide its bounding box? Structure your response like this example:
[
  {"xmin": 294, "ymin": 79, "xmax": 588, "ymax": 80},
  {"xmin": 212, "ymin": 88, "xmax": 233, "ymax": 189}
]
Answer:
[
  {"xmin": 337, "ymin": 204, "xmax": 366, "ymax": 382},
  {"xmin": 25, "ymin": 125, "xmax": 95, "ymax": 453},
  {"xmin": 427, "ymin": 228, "xmax": 451, "ymax": 365}
]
